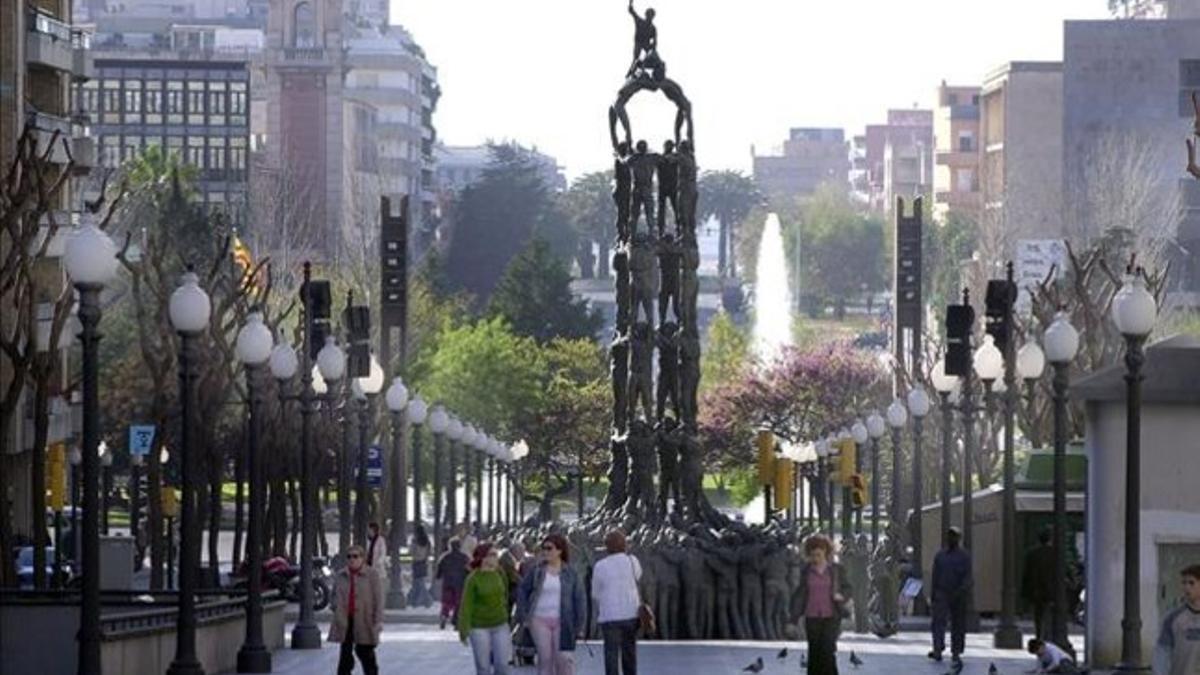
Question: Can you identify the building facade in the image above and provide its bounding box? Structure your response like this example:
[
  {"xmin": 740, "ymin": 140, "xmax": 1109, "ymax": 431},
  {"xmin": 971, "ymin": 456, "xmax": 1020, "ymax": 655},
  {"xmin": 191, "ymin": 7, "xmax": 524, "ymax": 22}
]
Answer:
[
  {"xmin": 751, "ymin": 127, "xmax": 849, "ymax": 206},
  {"xmin": 932, "ymin": 83, "xmax": 982, "ymax": 224},
  {"xmin": 435, "ymin": 143, "xmax": 566, "ymax": 194},
  {"xmin": 1063, "ymin": 18, "xmax": 1200, "ymax": 293},
  {"xmin": 979, "ymin": 62, "xmax": 1064, "ymax": 253},
  {"xmin": 862, "ymin": 109, "xmax": 933, "ymax": 213}
]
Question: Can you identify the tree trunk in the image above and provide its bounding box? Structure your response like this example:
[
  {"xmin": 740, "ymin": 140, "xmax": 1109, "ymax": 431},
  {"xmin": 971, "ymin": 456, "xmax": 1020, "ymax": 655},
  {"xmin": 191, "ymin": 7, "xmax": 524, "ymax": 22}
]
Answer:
[
  {"xmin": 30, "ymin": 383, "xmax": 49, "ymax": 588},
  {"xmin": 727, "ymin": 215, "xmax": 738, "ymax": 279},
  {"xmin": 718, "ymin": 218, "xmax": 728, "ymax": 277}
]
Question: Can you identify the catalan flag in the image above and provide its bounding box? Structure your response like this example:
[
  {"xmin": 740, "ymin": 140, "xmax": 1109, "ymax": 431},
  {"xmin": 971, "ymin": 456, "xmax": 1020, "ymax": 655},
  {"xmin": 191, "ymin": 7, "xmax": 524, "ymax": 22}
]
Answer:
[{"xmin": 231, "ymin": 232, "xmax": 261, "ymax": 289}]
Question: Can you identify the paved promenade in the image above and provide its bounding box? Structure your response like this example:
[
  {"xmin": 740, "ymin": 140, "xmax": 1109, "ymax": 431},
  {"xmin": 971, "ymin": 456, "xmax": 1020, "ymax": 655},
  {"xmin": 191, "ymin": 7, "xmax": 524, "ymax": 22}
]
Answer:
[{"xmin": 260, "ymin": 624, "xmax": 1056, "ymax": 675}]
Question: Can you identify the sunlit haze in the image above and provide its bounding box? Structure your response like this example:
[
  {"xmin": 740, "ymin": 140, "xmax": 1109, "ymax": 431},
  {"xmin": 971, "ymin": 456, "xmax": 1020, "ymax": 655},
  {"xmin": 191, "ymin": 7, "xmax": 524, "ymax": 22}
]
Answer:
[{"xmin": 393, "ymin": 0, "xmax": 1110, "ymax": 179}]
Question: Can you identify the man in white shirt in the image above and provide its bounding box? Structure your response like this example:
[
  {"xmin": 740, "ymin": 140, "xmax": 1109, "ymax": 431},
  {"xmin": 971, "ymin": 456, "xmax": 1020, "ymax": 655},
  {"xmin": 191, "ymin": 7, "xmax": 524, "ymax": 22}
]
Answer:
[
  {"xmin": 1026, "ymin": 638, "xmax": 1076, "ymax": 673},
  {"xmin": 591, "ymin": 529, "xmax": 642, "ymax": 675}
]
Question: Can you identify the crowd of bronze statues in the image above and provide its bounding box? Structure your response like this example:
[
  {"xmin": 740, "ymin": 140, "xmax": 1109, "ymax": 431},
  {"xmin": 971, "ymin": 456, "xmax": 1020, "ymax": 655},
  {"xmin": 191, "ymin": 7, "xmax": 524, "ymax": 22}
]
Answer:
[{"xmin": 484, "ymin": 3, "xmax": 907, "ymax": 641}]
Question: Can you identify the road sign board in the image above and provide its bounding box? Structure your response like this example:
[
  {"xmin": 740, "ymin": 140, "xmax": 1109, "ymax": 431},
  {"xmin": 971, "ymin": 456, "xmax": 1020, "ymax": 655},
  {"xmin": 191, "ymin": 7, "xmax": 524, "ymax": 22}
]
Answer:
[
  {"xmin": 129, "ymin": 424, "xmax": 156, "ymax": 456},
  {"xmin": 1015, "ymin": 239, "xmax": 1066, "ymax": 315},
  {"xmin": 366, "ymin": 445, "xmax": 384, "ymax": 488}
]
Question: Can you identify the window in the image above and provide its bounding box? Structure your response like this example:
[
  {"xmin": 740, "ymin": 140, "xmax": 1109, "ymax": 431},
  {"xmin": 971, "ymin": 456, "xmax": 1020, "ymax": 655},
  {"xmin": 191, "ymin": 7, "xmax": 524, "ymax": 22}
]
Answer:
[
  {"xmin": 208, "ymin": 137, "xmax": 226, "ymax": 171},
  {"xmin": 230, "ymin": 137, "xmax": 247, "ymax": 170},
  {"xmin": 187, "ymin": 137, "xmax": 204, "ymax": 168},
  {"xmin": 122, "ymin": 136, "xmax": 142, "ymax": 162},
  {"xmin": 957, "ymin": 131, "xmax": 975, "ymax": 152},
  {"xmin": 187, "ymin": 82, "xmax": 205, "ymax": 124},
  {"xmin": 124, "ymin": 88, "xmax": 143, "ymax": 124},
  {"xmin": 101, "ymin": 136, "xmax": 120, "ymax": 168},
  {"xmin": 167, "ymin": 82, "xmax": 184, "ymax": 124},
  {"xmin": 78, "ymin": 82, "xmax": 98, "ymax": 116},
  {"xmin": 293, "ymin": 2, "xmax": 316, "ymax": 48},
  {"xmin": 956, "ymin": 168, "xmax": 976, "ymax": 193},
  {"xmin": 230, "ymin": 83, "xmax": 247, "ymax": 115},
  {"xmin": 166, "ymin": 136, "xmax": 184, "ymax": 160}
]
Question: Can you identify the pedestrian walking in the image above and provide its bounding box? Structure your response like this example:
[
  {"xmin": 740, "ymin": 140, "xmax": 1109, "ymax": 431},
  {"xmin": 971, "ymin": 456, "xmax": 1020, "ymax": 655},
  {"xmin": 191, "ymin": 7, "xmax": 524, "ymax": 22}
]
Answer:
[
  {"xmin": 328, "ymin": 545, "xmax": 384, "ymax": 675},
  {"xmin": 436, "ymin": 537, "xmax": 470, "ymax": 629},
  {"xmin": 929, "ymin": 527, "xmax": 972, "ymax": 665},
  {"xmin": 591, "ymin": 529, "xmax": 642, "ymax": 675},
  {"xmin": 516, "ymin": 533, "xmax": 587, "ymax": 675},
  {"xmin": 366, "ymin": 521, "xmax": 388, "ymax": 569},
  {"xmin": 1027, "ymin": 638, "xmax": 1077, "ymax": 673},
  {"xmin": 1153, "ymin": 564, "xmax": 1200, "ymax": 675},
  {"xmin": 789, "ymin": 534, "xmax": 851, "ymax": 675},
  {"xmin": 458, "ymin": 543, "xmax": 513, "ymax": 675},
  {"xmin": 1021, "ymin": 528, "xmax": 1055, "ymax": 640},
  {"xmin": 409, "ymin": 523, "xmax": 433, "ymax": 607}
]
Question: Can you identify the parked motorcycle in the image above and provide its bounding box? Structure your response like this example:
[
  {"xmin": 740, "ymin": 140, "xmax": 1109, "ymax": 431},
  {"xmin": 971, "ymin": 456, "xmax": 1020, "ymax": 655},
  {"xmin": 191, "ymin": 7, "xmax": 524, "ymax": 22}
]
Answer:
[{"xmin": 232, "ymin": 556, "xmax": 331, "ymax": 611}]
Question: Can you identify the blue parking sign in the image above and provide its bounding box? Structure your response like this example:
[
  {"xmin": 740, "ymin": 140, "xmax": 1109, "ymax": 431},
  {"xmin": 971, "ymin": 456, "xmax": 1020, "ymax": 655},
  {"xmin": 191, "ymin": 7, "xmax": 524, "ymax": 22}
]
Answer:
[
  {"xmin": 129, "ymin": 424, "xmax": 156, "ymax": 456},
  {"xmin": 366, "ymin": 445, "xmax": 384, "ymax": 488}
]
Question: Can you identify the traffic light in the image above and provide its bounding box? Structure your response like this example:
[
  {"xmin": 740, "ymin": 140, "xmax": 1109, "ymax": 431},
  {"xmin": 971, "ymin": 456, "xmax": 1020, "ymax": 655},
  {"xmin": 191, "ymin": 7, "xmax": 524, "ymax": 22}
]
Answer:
[
  {"xmin": 985, "ymin": 276, "xmax": 1017, "ymax": 356},
  {"xmin": 945, "ymin": 299, "xmax": 975, "ymax": 376},
  {"xmin": 343, "ymin": 304, "xmax": 371, "ymax": 378},
  {"xmin": 303, "ymin": 278, "xmax": 332, "ymax": 360}
]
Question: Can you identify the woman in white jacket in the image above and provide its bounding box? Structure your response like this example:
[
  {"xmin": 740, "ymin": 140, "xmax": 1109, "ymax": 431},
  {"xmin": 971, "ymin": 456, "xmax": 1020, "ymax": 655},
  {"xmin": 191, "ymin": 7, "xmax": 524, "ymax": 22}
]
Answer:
[{"xmin": 591, "ymin": 529, "xmax": 642, "ymax": 675}]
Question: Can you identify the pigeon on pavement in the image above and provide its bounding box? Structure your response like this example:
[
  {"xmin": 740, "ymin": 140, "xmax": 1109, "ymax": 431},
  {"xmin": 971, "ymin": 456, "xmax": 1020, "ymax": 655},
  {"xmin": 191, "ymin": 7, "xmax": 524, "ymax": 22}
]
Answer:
[
  {"xmin": 742, "ymin": 656, "xmax": 765, "ymax": 673},
  {"xmin": 777, "ymin": 647, "xmax": 788, "ymax": 660},
  {"xmin": 801, "ymin": 652, "xmax": 808, "ymax": 668},
  {"xmin": 989, "ymin": 663, "xmax": 998, "ymax": 675},
  {"xmin": 849, "ymin": 651, "xmax": 864, "ymax": 669}
]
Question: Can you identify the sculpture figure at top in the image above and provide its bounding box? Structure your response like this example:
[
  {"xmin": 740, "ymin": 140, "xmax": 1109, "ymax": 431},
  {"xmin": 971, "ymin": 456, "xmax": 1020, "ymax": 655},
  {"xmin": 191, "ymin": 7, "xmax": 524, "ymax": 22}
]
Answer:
[{"xmin": 627, "ymin": 1, "xmax": 660, "ymax": 79}]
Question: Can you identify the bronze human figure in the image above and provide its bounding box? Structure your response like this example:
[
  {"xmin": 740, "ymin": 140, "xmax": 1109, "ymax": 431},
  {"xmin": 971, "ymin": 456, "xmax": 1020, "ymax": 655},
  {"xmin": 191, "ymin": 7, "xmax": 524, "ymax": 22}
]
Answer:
[
  {"xmin": 626, "ymin": 1, "xmax": 658, "ymax": 79},
  {"xmin": 628, "ymin": 141, "xmax": 658, "ymax": 238},
  {"xmin": 629, "ymin": 231, "xmax": 658, "ymax": 325},
  {"xmin": 676, "ymin": 140, "xmax": 698, "ymax": 234},
  {"xmin": 656, "ymin": 417, "xmax": 683, "ymax": 514},
  {"xmin": 610, "ymin": 330, "xmax": 631, "ymax": 432},
  {"xmin": 627, "ymin": 321, "xmax": 654, "ymax": 424},
  {"xmin": 655, "ymin": 321, "xmax": 681, "ymax": 421},
  {"xmin": 657, "ymin": 140, "xmax": 680, "ymax": 236},
  {"xmin": 613, "ymin": 142, "xmax": 633, "ymax": 241},
  {"xmin": 657, "ymin": 232, "xmax": 682, "ymax": 324},
  {"xmin": 678, "ymin": 327, "xmax": 701, "ymax": 426},
  {"xmin": 612, "ymin": 245, "xmax": 632, "ymax": 330}
]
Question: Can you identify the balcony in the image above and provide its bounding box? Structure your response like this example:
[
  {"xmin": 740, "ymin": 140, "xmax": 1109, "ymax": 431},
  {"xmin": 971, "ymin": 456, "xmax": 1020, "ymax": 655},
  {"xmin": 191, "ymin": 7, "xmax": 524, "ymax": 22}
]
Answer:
[
  {"xmin": 25, "ymin": 108, "xmax": 94, "ymax": 168},
  {"xmin": 26, "ymin": 8, "xmax": 73, "ymax": 72},
  {"xmin": 935, "ymin": 149, "xmax": 978, "ymax": 166}
]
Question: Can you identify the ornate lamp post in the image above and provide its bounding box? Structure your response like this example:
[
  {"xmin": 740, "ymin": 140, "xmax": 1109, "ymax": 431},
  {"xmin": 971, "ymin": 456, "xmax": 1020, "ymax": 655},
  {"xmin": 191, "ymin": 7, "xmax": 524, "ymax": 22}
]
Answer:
[
  {"xmin": 384, "ymin": 376, "xmax": 409, "ymax": 609},
  {"xmin": 827, "ymin": 436, "xmax": 843, "ymax": 539},
  {"xmin": 1112, "ymin": 270, "xmax": 1157, "ymax": 671},
  {"xmin": 865, "ymin": 412, "xmax": 886, "ymax": 549},
  {"xmin": 485, "ymin": 439, "xmax": 497, "ymax": 527},
  {"xmin": 63, "ymin": 216, "xmax": 118, "ymax": 675},
  {"xmin": 886, "ymin": 398, "xmax": 908, "ymax": 548},
  {"xmin": 352, "ymin": 356, "xmax": 385, "ymax": 545},
  {"xmin": 1043, "ymin": 311, "xmax": 1077, "ymax": 653},
  {"xmin": 445, "ymin": 415, "xmax": 463, "ymax": 534},
  {"xmin": 907, "ymin": 384, "xmax": 930, "ymax": 611},
  {"xmin": 235, "ymin": 310, "xmax": 273, "ymax": 673},
  {"xmin": 463, "ymin": 425, "xmax": 478, "ymax": 528},
  {"xmin": 406, "ymin": 395, "xmax": 428, "ymax": 528},
  {"xmin": 851, "ymin": 421, "xmax": 868, "ymax": 535},
  {"xmin": 166, "ymin": 269, "xmax": 212, "ymax": 675},
  {"xmin": 1017, "ymin": 342, "xmax": 1046, "ymax": 449},
  {"xmin": 311, "ymin": 335, "xmax": 345, "ymax": 634},
  {"xmin": 427, "ymin": 405, "xmax": 449, "ymax": 550},
  {"xmin": 813, "ymin": 439, "xmax": 829, "ymax": 534},
  {"xmin": 68, "ymin": 446, "xmax": 82, "ymax": 577},
  {"xmin": 931, "ymin": 360, "xmax": 958, "ymax": 543}
]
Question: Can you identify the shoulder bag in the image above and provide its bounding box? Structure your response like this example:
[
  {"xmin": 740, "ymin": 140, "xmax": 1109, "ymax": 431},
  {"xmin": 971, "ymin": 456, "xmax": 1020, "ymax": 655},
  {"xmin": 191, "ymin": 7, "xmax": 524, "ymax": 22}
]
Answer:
[{"xmin": 628, "ymin": 555, "xmax": 656, "ymax": 636}]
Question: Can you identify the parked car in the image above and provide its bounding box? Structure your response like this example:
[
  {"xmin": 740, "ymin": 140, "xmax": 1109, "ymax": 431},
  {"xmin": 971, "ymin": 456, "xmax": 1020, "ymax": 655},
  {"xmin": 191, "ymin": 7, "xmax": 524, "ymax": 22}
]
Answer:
[{"xmin": 14, "ymin": 546, "xmax": 71, "ymax": 588}]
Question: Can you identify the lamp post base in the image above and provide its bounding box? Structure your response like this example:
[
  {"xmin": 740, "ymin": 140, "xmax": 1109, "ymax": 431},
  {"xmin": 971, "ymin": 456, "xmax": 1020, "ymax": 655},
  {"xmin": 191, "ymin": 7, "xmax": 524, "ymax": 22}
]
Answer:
[
  {"xmin": 166, "ymin": 658, "xmax": 205, "ymax": 675},
  {"xmin": 236, "ymin": 645, "xmax": 272, "ymax": 673},
  {"xmin": 386, "ymin": 587, "xmax": 408, "ymax": 609},
  {"xmin": 992, "ymin": 623, "xmax": 1023, "ymax": 649},
  {"xmin": 291, "ymin": 622, "xmax": 323, "ymax": 650}
]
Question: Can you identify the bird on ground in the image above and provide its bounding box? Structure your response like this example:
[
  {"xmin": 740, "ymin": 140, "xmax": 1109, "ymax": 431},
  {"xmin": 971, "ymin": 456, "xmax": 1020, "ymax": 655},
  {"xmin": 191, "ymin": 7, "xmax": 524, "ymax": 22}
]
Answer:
[
  {"xmin": 777, "ymin": 647, "xmax": 788, "ymax": 660},
  {"xmin": 801, "ymin": 652, "xmax": 808, "ymax": 668},
  {"xmin": 742, "ymin": 657, "xmax": 764, "ymax": 673},
  {"xmin": 849, "ymin": 651, "xmax": 864, "ymax": 669},
  {"xmin": 989, "ymin": 663, "xmax": 998, "ymax": 675}
]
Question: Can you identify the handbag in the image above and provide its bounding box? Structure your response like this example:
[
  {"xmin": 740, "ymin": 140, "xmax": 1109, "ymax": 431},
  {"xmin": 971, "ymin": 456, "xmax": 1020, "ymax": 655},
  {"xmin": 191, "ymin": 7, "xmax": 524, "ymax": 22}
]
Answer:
[{"xmin": 628, "ymin": 556, "xmax": 656, "ymax": 637}]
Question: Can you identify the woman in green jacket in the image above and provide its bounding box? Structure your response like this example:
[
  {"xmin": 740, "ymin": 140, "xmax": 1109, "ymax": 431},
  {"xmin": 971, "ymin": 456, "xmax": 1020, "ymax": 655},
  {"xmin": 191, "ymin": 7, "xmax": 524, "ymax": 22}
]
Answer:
[{"xmin": 458, "ymin": 543, "xmax": 513, "ymax": 675}]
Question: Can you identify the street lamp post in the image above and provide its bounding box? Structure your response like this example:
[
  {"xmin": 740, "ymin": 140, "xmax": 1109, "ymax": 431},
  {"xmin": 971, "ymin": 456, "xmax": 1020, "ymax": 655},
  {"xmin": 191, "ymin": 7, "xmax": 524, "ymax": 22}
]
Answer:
[
  {"xmin": 907, "ymin": 385, "xmax": 931, "ymax": 613},
  {"xmin": 886, "ymin": 399, "xmax": 908, "ymax": 550},
  {"xmin": 63, "ymin": 216, "xmax": 118, "ymax": 675},
  {"xmin": 931, "ymin": 361, "xmax": 958, "ymax": 544},
  {"xmin": 310, "ymin": 334, "xmax": 346, "ymax": 645},
  {"xmin": 406, "ymin": 396, "xmax": 428, "ymax": 532},
  {"xmin": 866, "ymin": 413, "xmax": 885, "ymax": 550},
  {"xmin": 130, "ymin": 452, "xmax": 143, "ymax": 571},
  {"xmin": 353, "ymin": 357, "xmax": 384, "ymax": 545},
  {"xmin": 1112, "ymin": 270, "xmax": 1157, "ymax": 672},
  {"xmin": 166, "ymin": 269, "xmax": 212, "ymax": 675},
  {"xmin": 427, "ymin": 406, "xmax": 449, "ymax": 550},
  {"xmin": 385, "ymin": 377, "xmax": 409, "ymax": 609},
  {"xmin": 69, "ymin": 446, "xmax": 82, "ymax": 578},
  {"xmin": 235, "ymin": 311, "xmax": 273, "ymax": 673},
  {"xmin": 1042, "ymin": 312, "xmax": 1075, "ymax": 652},
  {"xmin": 462, "ymin": 425, "xmax": 476, "ymax": 529},
  {"xmin": 852, "ymin": 422, "xmax": 868, "ymax": 535},
  {"xmin": 814, "ymin": 440, "xmax": 829, "ymax": 534},
  {"xmin": 445, "ymin": 416, "xmax": 463, "ymax": 535}
]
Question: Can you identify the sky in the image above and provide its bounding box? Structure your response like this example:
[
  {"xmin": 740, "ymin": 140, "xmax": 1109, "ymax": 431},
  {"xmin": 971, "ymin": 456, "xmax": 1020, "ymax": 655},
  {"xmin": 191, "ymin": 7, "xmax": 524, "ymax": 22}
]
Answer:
[{"xmin": 392, "ymin": 0, "xmax": 1112, "ymax": 181}]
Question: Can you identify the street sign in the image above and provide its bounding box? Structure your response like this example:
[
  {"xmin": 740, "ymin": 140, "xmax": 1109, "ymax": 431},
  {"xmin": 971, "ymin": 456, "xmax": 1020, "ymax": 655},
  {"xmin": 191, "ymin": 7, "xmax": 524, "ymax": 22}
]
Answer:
[
  {"xmin": 129, "ymin": 424, "xmax": 156, "ymax": 456},
  {"xmin": 1015, "ymin": 239, "xmax": 1066, "ymax": 316},
  {"xmin": 366, "ymin": 445, "xmax": 384, "ymax": 488}
]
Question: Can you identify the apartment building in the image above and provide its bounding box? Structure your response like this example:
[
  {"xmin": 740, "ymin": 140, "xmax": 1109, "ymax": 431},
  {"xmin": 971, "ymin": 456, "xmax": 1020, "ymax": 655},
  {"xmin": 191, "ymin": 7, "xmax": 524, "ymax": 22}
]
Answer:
[
  {"xmin": 932, "ymin": 83, "xmax": 982, "ymax": 224},
  {"xmin": 751, "ymin": 127, "xmax": 850, "ymax": 207}
]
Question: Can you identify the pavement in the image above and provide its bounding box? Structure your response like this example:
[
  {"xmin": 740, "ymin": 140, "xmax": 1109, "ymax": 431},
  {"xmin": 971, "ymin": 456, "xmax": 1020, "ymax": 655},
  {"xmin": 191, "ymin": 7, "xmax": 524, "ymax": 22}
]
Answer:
[{"xmin": 253, "ymin": 624, "xmax": 1069, "ymax": 675}]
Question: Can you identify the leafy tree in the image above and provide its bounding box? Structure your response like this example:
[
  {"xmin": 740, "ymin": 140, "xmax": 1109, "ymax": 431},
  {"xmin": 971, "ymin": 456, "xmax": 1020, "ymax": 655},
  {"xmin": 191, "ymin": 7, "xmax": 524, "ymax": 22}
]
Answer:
[
  {"xmin": 488, "ymin": 238, "xmax": 602, "ymax": 343},
  {"xmin": 924, "ymin": 210, "xmax": 978, "ymax": 325},
  {"xmin": 563, "ymin": 171, "xmax": 616, "ymax": 279},
  {"xmin": 698, "ymin": 170, "xmax": 763, "ymax": 278},
  {"xmin": 700, "ymin": 310, "xmax": 752, "ymax": 394},
  {"xmin": 444, "ymin": 143, "xmax": 573, "ymax": 302}
]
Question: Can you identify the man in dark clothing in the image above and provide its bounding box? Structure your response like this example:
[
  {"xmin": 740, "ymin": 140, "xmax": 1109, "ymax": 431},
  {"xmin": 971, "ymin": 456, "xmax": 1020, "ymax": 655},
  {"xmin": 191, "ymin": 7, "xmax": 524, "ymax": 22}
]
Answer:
[
  {"xmin": 435, "ymin": 537, "xmax": 470, "ymax": 630},
  {"xmin": 929, "ymin": 527, "xmax": 973, "ymax": 664},
  {"xmin": 1022, "ymin": 528, "xmax": 1056, "ymax": 640}
]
